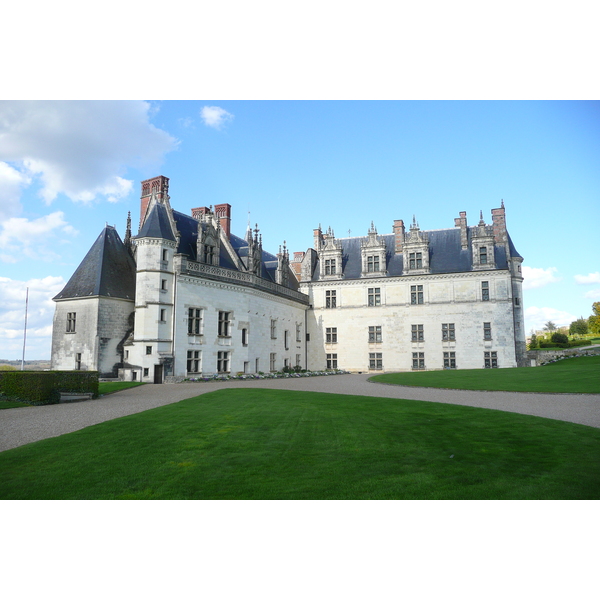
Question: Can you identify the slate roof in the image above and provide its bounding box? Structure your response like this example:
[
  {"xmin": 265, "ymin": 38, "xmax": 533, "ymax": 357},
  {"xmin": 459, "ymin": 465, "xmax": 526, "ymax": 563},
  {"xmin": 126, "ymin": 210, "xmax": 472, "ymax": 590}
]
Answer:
[
  {"xmin": 138, "ymin": 203, "xmax": 176, "ymax": 241},
  {"xmin": 311, "ymin": 226, "xmax": 519, "ymax": 281},
  {"xmin": 54, "ymin": 227, "xmax": 136, "ymax": 300}
]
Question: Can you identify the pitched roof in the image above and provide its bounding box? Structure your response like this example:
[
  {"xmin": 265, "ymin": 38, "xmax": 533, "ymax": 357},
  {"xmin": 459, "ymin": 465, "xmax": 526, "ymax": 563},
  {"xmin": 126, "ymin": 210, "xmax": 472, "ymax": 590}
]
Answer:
[
  {"xmin": 53, "ymin": 226, "xmax": 136, "ymax": 301},
  {"xmin": 137, "ymin": 203, "xmax": 176, "ymax": 241}
]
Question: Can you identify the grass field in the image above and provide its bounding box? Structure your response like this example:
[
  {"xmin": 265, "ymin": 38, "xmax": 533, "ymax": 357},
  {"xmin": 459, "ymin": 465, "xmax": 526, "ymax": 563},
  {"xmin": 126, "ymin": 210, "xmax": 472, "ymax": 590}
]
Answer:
[
  {"xmin": 370, "ymin": 355, "xmax": 600, "ymax": 393},
  {"xmin": 1, "ymin": 388, "xmax": 599, "ymax": 500},
  {"xmin": 99, "ymin": 381, "xmax": 145, "ymax": 395}
]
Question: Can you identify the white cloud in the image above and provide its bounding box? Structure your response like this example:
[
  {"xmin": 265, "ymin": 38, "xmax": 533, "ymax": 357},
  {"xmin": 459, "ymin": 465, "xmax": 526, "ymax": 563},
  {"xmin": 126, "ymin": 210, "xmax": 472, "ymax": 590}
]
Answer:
[
  {"xmin": 583, "ymin": 289, "xmax": 600, "ymax": 300},
  {"xmin": 522, "ymin": 266, "xmax": 561, "ymax": 290},
  {"xmin": 200, "ymin": 106, "xmax": 234, "ymax": 129},
  {"xmin": 0, "ymin": 101, "xmax": 177, "ymax": 205},
  {"xmin": 524, "ymin": 306, "xmax": 577, "ymax": 333},
  {"xmin": 0, "ymin": 211, "xmax": 77, "ymax": 263},
  {"xmin": 0, "ymin": 276, "xmax": 66, "ymax": 360},
  {"xmin": 0, "ymin": 161, "xmax": 30, "ymax": 220},
  {"xmin": 574, "ymin": 272, "xmax": 600, "ymax": 285}
]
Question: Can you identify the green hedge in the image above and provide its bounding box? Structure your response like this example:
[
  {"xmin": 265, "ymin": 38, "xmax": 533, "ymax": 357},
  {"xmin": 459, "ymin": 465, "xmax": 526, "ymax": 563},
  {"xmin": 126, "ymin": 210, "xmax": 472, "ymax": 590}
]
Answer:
[{"xmin": 0, "ymin": 371, "xmax": 98, "ymax": 406}]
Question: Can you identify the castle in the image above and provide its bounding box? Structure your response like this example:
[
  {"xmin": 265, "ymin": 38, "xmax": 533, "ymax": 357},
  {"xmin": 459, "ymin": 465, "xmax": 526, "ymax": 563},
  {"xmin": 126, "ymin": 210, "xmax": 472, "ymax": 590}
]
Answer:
[{"xmin": 51, "ymin": 175, "xmax": 526, "ymax": 381}]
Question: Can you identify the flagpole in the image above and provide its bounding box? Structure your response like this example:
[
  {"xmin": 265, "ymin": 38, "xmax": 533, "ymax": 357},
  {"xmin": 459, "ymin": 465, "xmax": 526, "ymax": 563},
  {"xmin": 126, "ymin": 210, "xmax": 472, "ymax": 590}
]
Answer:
[{"xmin": 21, "ymin": 287, "xmax": 29, "ymax": 371}]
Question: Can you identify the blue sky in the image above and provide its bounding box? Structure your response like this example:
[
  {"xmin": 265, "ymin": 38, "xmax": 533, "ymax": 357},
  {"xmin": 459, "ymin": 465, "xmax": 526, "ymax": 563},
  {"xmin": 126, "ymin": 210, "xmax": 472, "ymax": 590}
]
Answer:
[{"xmin": 1, "ymin": 100, "xmax": 599, "ymax": 359}]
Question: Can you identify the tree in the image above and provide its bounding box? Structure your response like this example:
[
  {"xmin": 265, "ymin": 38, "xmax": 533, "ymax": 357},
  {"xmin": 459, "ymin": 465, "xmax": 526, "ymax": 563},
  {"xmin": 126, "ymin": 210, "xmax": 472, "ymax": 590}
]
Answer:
[
  {"xmin": 551, "ymin": 332, "xmax": 568, "ymax": 344},
  {"xmin": 528, "ymin": 331, "xmax": 539, "ymax": 349},
  {"xmin": 544, "ymin": 321, "xmax": 557, "ymax": 332},
  {"xmin": 569, "ymin": 318, "xmax": 589, "ymax": 335},
  {"xmin": 589, "ymin": 302, "xmax": 600, "ymax": 334}
]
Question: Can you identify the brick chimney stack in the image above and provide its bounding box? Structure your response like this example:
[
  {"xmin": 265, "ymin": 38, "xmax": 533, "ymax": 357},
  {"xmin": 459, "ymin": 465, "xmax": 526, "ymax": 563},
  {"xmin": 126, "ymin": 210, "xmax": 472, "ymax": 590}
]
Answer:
[
  {"xmin": 393, "ymin": 219, "xmax": 405, "ymax": 253},
  {"xmin": 454, "ymin": 211, "xmax": 468, "ymax": 249},
  {"xmin": 491, "ymin": 202, "xmax": 507, "ymax": 246},
  {"xmin": 140, "ymin": 175, "xmax": 169, "ymax": 228},
  {"xmin": 215, "ymin": 203, "xmax": 232, "ymax": 239}
]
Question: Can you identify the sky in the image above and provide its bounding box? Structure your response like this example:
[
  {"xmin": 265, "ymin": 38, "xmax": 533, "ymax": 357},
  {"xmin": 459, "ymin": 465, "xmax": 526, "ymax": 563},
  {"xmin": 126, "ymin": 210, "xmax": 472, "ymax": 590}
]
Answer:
[{"xmin": 0, "ymin": 100, "xmax": 599, "ymax": 359}]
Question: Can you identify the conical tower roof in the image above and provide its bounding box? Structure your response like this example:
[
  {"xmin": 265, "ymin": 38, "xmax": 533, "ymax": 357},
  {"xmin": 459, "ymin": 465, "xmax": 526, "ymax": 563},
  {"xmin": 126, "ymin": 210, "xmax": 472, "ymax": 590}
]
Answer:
[
  {"xmin": 53, "ymin": 226, "xmax": 136, "ymax": 300},
  {"xmin": 137, "ymin": 203, "xmax": 176, "ymax": 241}
]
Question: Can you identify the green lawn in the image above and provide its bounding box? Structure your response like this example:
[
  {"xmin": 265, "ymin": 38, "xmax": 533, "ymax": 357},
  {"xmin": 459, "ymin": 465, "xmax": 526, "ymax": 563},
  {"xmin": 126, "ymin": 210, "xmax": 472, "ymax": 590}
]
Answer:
[
  {"xmin": 99, "ymin": 381, "xmax": 145, "ymax": 395},
  {"xmin": 370, "ymin": 355, "xmax": 600, "ymax": 393},
  {"xmin": 1, "ymin": 388, "xmax": 599, "ymax": 499},
  {"xmin": 0, "ymin": 400, "xmax": 32, "ymax": 410}
]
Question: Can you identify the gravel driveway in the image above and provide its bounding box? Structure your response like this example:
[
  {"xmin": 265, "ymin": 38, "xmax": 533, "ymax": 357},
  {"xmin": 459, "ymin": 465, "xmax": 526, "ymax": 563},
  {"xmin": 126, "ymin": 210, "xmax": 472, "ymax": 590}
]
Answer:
[{"xmin": 2, "ymin": 374, "xmax": 600, "ymax": 452}]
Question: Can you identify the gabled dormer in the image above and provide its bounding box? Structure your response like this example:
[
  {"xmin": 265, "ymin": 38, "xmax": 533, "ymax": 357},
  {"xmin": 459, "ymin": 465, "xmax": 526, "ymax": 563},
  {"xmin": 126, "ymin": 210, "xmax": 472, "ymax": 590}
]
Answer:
[
  {"xmin": 402, "ymin": 216, "xmax": 430, "ymax": 275},
  {"xmin": 318, "ymin": 226, "xmax": 343, "ymax": 280},
  {"xmin": 276, "ymin": 241, "xmax": 290, "ymax": 286},
  {"xmin": 360, "ymin": 222, "xmax": 387, "ymax": 277},
  {"xmin": 247, "ymin": 224, "xmax": 263, "ymax": 277},
  {"xmin": 471, "ymin": 211, "xmax": 496, "ymax": 270},
  {"xmin": 195, "ymin": 208, "xmax": 221, "ymax": 266}
]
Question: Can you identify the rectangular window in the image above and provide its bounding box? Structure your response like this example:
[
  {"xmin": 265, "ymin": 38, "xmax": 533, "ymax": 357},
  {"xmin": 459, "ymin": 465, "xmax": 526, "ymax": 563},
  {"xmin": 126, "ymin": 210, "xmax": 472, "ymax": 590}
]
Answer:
[
  {"xmin": 75, "ymin": 353, "xmax": 82, "ymax": 370},
  {"xmin": 188, "ymin": 308, "xmax": 202, "ymax": 335},
  {"xmin": 411, "ymin": 324, "xmax": 424, "ymax": 341},
  {"xmin": 480, "ymin": 246, "xmax": 488, "ymax": 264},
  {"xmin": 296, "ymin": 323, "xmax": 302, "ymax": 342},
  {"xmin": 242, "ymin": 328, "xmax": 248, "ymax": 346},
  {"xmin": 484, "ymin": 322, "xmax": 492, "ymax": 340},
  {"xmin": 218, "ymin": 311, "xmax": 231, "ymax": 337},
  {"xmin": 482, "ymin": 281, "xmax": 489, "ymax": 301},
  {"xmin": 270, "ymin": 319, "xmax": 277, "ymax": 339},
  {"xmin": 146, "ymin": 346, "xmax": 152, "ymax": 355},
  {"xmin": 160, "ymin": 308, "xmax": 167, "ymax": 322},
  {"xmin": 443, "ymin": 352, "xmax": 456, "ymax": 369},
  {"xmin": 442, "ymin": 323, "xmax": 455, "ymax": 341},
  {"xmin": 409, "ymin": 252, "xmax": 423, "ymax": 270},
  {"xmin": 484, "ymin": 351, "xmax": 498, "ymax": 368},
  {"xmin": 285, "ymin": 330, "xmax": 290, "ymax": 350},
  {"xmin": 367, "ymin": 255, "xmax": 380, "ymax": 272},
  {"xmin": 410, "ymin": 285, "xmax": 424, "ymax": 305},
  {"xmin": 412, "ymin": 352, "xmax": 425, "ymax": 370},
  {"xmin": 369, "ymin": 352, "xmax": 383, "ymax": 370},
  {"xmin": 325, "ymin": 290, "xmax": 336, "ymax": 308},
  {"xmin": 296, "ymin": 354, "xmax": 301, "ymax": 367},
  {"xmin": 326, "ymin": 327, "xmax": 338, "ymax": 344},
  {"xmin": 325, "ymin": 259, "xmax": 336, "ymax": 275},
  {"xmin": 270, "ymin": 352, "xmax": 276, "ymax": 372},
  {"xmin": 162, "ymin": 249, "xmax": 168, "ymax": 262},
  {"xmin": 161, "ymin": 279, "xmax": 167, "ymax": 291},
  {"xmin": 255, "ymin": 358, "xmax": 260, "ymax": 373},
  {"xmin": 368, "ymin": 325, "xmax": 382, "ymax": 343},
  {"xmin": 203, "ymin": 245, "xmax": 214, "ymax": 264},
  {"xmin": 326, "ymin": 353, "xmax": 338, "ymax": 369},
  {"xmin": 187, "ymin": 350, "xmax": 201, "ymax": 373},
  {"xmin": 217, "ymin": 351, "xmax": 229, "ymax": 373},
  {"xmin": 66, "ymin": 312, "xmax": 76, "ymax": 333},
  {"xmin": 243, "ymin": 361, "xmax": 249, "ymax": 373},
  {"xmin": 514, "ymin": 297, "xmax": 520, "ymax": 306},
  {"xmin": 368, "ymin": 287, "xmax": 381, "ymax": 306},
  {"xmin": 143, "ymin": 367, "xmax": 149, "ymax": 377},
  {"xmin": 284, "ymin": 358, "xmax": 289, "ymax": 369}
]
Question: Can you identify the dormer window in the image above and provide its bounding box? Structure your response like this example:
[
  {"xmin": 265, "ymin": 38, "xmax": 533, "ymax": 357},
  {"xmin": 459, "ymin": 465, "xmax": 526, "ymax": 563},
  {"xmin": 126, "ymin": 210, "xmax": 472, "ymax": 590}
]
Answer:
[
  {"xmin": 203, "ymin": 244, "xmax": 215, "ymax": 264},
  {"xmin": 367, "ymin": 255, "xmax": 380, "ymax": 272},
  {"xmin": 479, "ymin": 247, "xmax": 487, "ymax": 264},
  {"xmin": 409, "ymin": 252, "xmax": 423, "ymax": 270},
  {"xmin": 325, "ymin": 259, "xmax": 336, "ymax": 275},
  {"xmin": 361, "ymin": 222, "xmax": 386, "ymax": 277},
  {"xmin": 402, "ymin": 217, "xmax": 430, "ymax": 274}
]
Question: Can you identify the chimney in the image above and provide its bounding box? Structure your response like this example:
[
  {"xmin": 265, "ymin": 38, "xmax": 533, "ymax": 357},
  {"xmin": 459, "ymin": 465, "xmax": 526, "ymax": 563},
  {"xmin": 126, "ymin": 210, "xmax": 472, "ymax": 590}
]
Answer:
[
  {"xmin": 393, "ymin": 219, "xmax": 405, "ymax": 253},
  {"xmin": 454, "ymin": 211, "xmax": 468, "ymax": 249},
  {"xmin": 290, "ymin": 251, "xmax": 305, "ymax": 282},
  {"xmin": 140, "ymin": 175, "xmax": 169, "ymax": 228},
  {"xmin": 491, "ymin": 202, "xmax": 507, "ymax": 246},
  {"xmin": 191, "ymin": 206, "xmax": 211, "ymax": 220},
  {"xmin": 313, "ymin": 227, "xmax": 324, "ymax": 251},
  {"xmin": 214, "ymin": 203, "xmax": 232, "ymax": 239}
]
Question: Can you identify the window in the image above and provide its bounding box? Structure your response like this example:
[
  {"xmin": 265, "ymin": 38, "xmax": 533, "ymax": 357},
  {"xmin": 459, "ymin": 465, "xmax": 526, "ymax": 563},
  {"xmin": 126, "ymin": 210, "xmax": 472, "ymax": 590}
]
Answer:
[
  {"xmin": 411, "ymin": 285, "xmax": 423, "ymax": 305},
  {"xmin": 75, "ymin": 353, "xmax": 82, "ymax": 370},
  {"xmin": 146, "ymin": 346, "xmax": 152, "ymax": 355},
  {"xmin": 412, "ymin": 352, "xmax": 425, "ymax": 370},
  {"xmin": 484, "ymin": 351, "xmax": 498, "ymax": 368},
  {"xmin": 296, "ymin": 354, "xmax": 301, "ymax": 367},
  {"xmin": 484, "ymin": 322, "xmax": 492, "ymax": 340},
  {"xmin": 411, "ymin": 324, "xmax": 424, "ymax": 342},
  {"xmin": 442, "ymin": 323, "xmax": 455, "ymax": 341},
  {"xmin": 326, "ymin": 353, "xmax": 338, "ymax": 369},
  {"xmin": 409, "ymin": 252, "xmax": 423, "ymax": 270},
  {"xmin": 66, "ymin": 312, "xmax": 76, "ymax": 333},
  {"xmin": 324, "ymin": 259, "xmax": 336, "ymax": 275},
  {"xmin": 270, "ymin": 353, "xmax": 276, "ymax": 371},
  {"xmin": 369, "ymin": 352, "xmax": 383, "ymax": 370},
  {"xmin": 479, "ymin": 246, "xmax": 487, "ymax": 264},
  {"xmin": 270, "ymin": 319, "xmax": 277, "ymax": 339},
  {"xmin": 443, "ymin": 352, "xmax": 456, "ymax": 369},
  {"xmin": 514, "ymin": 297, "xmax": 520, "ymax": 306},
  {"xmin": 218, "ymin": 311, "xmax": 231, "ymax": 337},
  {"xmin": 284, "ymin": 330, "xmax": 290, "ymax": 350},
  {"xmin": 243, "ymin": 361, "xmax": 249, "ymax": 373},
  {"xmin": 188, "ymin": 308, "xmax": 202, "ymax": 335},
  {"xmin": 368, "ymin": 287, "xmax": 381, "ymax": 306},
  {"xmin": 143, "ymin": 367, "xmax": 149, "ymax": 377},
  {"xmin": 132, "ymin": 371, "xmax": 137, "ymax": 381},
  {"xmin": 296, "ymin": 323, "xmax": 302, "ymax": 342},
  {"xmin": 482, "ymin": 281, "xmax": 489, "ymax": 301},
  {"xmin": 326, "ymin": 327, "xmax": 337, "ymax": 343},
  {"xmin": 187, "ymin": 350, "xmax": 200, "ymax": 373},
  {"xmin": 284, "ymin": 358, "xmax": 289, "ymax": 369},
  {"xmin": 217, "ymin": 351, "xmax": 229, "ymax": 373},
  {"xmin": 325, "ymin": 290, "xmax": 336, "ymax": 308},
  {"xmin": 161, "ymin": 279, "xmax": 167, "ymax": 291},
  {"xmin": 125, "ymin": 350, "xmax": 129, "ymax": 360},
  {"xmin": 255, "ymin": 358, "xmax": 260, "ymax": 372},
  {"xmin": 162, "ymin": 249, "xmax": 168, "ymax": 262},
  {"xmin": 203, "ymin": 244, "xmax": 214, "ymax": 264},
  {"xmin": 242, "ymin": 328, "xmax": 248, "ymax": 346},
  {"xmin": 160, "ymin": 308, "xmax": 167, "ymax": 322},
  {"xmin": 367, "ymin": 255, "xmax": 380, "ymax": 272},
  {"xmin": 368, "ymin": 326, "xmax": 382, "ymax": 343}
]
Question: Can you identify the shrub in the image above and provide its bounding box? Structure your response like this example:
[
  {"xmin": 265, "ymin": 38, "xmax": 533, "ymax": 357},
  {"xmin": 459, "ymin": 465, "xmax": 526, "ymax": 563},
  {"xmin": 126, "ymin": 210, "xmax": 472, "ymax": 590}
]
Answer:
[
  {"xmin": 0, "ymin": 372, "xmax": 60, "ymax": 405},
  {"xmin": 54, "ymin": 371, "xmax": 99, "ymax": 398},
  {"xmin": 551, "ymin": 332, "xmax": 569, "ymax": 345}
]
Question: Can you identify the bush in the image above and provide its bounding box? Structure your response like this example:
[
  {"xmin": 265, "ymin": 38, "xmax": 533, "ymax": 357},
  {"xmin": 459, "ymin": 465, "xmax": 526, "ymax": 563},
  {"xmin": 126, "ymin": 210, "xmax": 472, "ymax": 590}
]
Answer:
[
  {"xmin": 551, "ymin": 332, "xmax": 569, "ymax": 345},
  {"xmin": 54, "ymin": 371, "xmax": 99, "ymax": 398}
]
